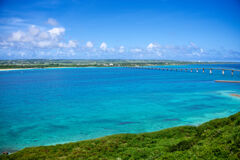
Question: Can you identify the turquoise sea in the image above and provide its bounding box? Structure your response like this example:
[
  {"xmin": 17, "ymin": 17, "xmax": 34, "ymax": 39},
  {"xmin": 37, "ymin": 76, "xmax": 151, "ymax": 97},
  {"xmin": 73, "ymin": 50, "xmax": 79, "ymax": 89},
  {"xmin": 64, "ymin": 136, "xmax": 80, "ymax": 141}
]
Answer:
[{"xmin": 0, "ymin": 64, "xmax": 240, "ymax": 152}]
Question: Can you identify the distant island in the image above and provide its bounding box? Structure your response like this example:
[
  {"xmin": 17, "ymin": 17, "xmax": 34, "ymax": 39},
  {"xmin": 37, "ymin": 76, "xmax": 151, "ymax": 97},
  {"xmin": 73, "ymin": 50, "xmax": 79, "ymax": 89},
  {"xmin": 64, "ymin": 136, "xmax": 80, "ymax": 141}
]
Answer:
[
  {"xmin": 1, "ymin": 112, "xmax": 239, "ymax": 159},
  {"xmin": 0, "ymin": 59, "xmax": 239, "ymax": 70}
]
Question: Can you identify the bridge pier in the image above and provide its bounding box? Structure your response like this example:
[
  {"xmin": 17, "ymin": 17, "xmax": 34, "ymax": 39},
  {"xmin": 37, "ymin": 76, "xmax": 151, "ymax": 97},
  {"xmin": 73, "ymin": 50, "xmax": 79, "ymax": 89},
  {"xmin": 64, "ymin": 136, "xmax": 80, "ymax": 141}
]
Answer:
[{"xmin": 128, "ymin": 67, "xmax": 239, "ymax": 77}]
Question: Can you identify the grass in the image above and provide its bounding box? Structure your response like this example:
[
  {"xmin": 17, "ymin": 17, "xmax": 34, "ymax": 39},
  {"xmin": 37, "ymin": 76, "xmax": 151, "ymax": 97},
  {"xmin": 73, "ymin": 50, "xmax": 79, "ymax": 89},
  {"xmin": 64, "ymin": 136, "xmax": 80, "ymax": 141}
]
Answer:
[{"xmin": 1, "ymin": 112, "xmax": 240, "ymax": 160}]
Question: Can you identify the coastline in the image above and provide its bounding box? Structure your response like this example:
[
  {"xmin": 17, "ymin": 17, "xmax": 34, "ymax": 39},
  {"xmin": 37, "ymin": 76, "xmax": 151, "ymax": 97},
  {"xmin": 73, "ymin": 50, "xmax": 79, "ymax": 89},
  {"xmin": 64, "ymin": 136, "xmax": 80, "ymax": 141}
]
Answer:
[
  {"xmin": 2, "ymin": 108, "xmax": 240, "ymax": 154},
  {"xmin": 1, "ymin": 111, "xmax": 239, "ymax": 159},
  {"xmin": 0, "ymin": 68, "xmax": 36, "ymax": 71},
  {"xmin": 0, "ymin": 66, "xmax": 114, "ymax": 71}
]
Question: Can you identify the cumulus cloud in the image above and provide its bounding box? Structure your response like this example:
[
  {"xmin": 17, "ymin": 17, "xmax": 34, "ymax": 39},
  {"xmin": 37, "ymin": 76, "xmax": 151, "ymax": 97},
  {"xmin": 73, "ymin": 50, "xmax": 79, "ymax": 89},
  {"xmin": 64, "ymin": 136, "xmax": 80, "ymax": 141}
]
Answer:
[
  {"xmin": 122, "ymin": 42, "xmax": 223, "ymax": 60},
  {"xmin": 100, "ymin": 42, "xmax": 107, "ymax": 51},
  {"xmin": 0, "ymin": 24, "xmax": 78, "ymax": 58},
  {"xmin": 147, "ymin": 43, "xmax": 159, "ymax": 49},
  {"xmin": 1, "ymin": 26, "xmax": 240, "ymax": 60},
  {"xmin": 7, "ymin": 26, "xmax": 69, "ymax": 47},
  {"xmin": 47, "ymin": 18, "xmax": 58, "ymax": 26},
  {"xmin": 36, "ymin": 41, "xmax": 53, "ymax": 48},
  {"xmin": 7, "ymin": 26, "xmax": 67, "ymax": 44},
  {"xmin": 131, "ymin": 48, "xmax": 142, "ymax": 53},
  {"xmin": 29, "ymin": 25, "xmax": 40, "ymax": 36},
  {"xmin": 39, "ymin": 31, "xmax": 49, "ymax": 39},
  {"xmin": 67, "ymin": 40, "xmax": 77, "ymax": 48},
  {"xmin": 86, "ymin": 41, "xmax": 93, "ymax": 48},
  {"xmin": 8, "ymin": 31, "xmax": 26, "ymax": 41},
  {"xmin": 48, "ymin": 27, "xmax": 65, "ymax": 39},
  {"xmin": 119, "ymin": 45, "xmax": 124, "ymax": 53},
  {"xmin": 58, "ymin": 40, "xmax": 77, "ymax": 48}
]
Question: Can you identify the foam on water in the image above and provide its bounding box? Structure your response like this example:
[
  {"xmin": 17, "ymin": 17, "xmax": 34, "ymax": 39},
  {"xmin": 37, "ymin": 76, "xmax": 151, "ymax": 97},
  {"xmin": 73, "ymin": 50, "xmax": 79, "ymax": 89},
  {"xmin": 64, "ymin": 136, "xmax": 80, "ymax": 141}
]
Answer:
[{"xmin": 0, "ymin": 64, "xmax": 240, "ymax": 152}]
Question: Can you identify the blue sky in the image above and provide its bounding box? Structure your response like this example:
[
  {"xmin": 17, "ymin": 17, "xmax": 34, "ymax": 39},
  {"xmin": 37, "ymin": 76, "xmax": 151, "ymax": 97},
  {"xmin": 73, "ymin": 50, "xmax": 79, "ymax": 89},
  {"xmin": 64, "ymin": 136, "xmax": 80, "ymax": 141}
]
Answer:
[{"xmin": 0, "ymin": 0, "xmax": 240, "ymax": 61}]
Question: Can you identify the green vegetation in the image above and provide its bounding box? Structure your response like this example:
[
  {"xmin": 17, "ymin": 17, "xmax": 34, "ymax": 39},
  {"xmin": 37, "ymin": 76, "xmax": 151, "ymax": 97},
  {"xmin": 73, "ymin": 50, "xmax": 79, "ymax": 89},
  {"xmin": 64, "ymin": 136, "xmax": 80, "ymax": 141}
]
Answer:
[
  {"xmin": 0, "ymin": 59, "xmax": 237, "ymax": 69},
  {"xmin": 1, "ymin": 112, "xmax": 240, "ymax": 160}
]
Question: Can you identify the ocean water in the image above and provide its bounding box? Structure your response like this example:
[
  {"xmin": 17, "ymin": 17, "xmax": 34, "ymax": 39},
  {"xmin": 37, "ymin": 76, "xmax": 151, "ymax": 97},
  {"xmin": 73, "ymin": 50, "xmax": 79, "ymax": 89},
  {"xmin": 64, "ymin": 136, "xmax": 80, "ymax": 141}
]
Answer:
[{"xmin": 0, "ymin": 64, "xmax": 240, "ymax": 152}]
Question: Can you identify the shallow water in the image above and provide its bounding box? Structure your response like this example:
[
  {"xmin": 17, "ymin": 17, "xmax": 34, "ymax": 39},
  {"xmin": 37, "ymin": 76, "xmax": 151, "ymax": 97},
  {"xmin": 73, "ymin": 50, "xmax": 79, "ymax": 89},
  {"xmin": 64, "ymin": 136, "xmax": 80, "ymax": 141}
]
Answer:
[{"xmin": 0, "ymin": 64, "xmax": 240, "ymax": 152}]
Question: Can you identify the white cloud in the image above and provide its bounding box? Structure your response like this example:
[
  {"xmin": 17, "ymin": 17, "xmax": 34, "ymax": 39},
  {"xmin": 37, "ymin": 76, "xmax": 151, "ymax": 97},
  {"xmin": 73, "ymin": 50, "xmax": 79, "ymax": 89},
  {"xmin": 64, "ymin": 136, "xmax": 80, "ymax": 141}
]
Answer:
[
  {"xmin": 147, "ymin": 43, "xmax": 159, "ymax": 49},
  {"xmin": 1, "ymin": 25, "xmax": 78, "ymax": 59},
  {"xmin": 68, "ymin": 40, "xmax": 77, "ymax": 48},
  {"xmin": 47, "ymin": 18, "xmax": 58, "ymax": 26},
  {"xmin": 2, "ymin": 25, "xmax": 239, "ymax": 60},
  {"xmin": 38, "ymin": 31, "xmax": 49, "ymax": 39},
  {"xmin": 58, "ymin": 40, "xmax": 77, "ymax": 48},
  {"xmin": 8, "ymin": 31, "xmax": 25, "ymax": 41},
  {"xmin": 86, "ymin": 41, "xmax": 93, "ymax": 48},
  {"xmin": 29, "ymin": 25, "xmax": 40, "ymax": 36},
  {"xmin": 8, "ymin": 26, "xmax": 65, "ymax": 43},
  {"xmin": 8, "ymin": 26, "xmax": 65, "ymax": 44},
  {"xmin": 48, "ymin": 27, "xmax": 65, "ymax": 39},
  {"xmin": 119, "ymin": 45, "xmax": 124, "ymax": 53},
  {"xmin": 9, "ymin": 26, "xmax": 43, "ymax": 42},
  {"xmin": 37, "ymin": 41, "xmax": 53, "ymax": 48},
  {"xmin": 100, "ymin": 42, "xmax": 107, "ymax": 51},
  {"xmin": 131, "ymin": 48, "xmax": 142, "ymax": 53}
]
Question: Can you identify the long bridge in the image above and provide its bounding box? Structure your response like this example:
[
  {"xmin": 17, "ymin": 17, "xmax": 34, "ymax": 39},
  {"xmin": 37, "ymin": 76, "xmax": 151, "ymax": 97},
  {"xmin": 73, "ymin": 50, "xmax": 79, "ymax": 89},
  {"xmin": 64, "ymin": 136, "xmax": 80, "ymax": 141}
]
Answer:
[
  {"xmin": 126, "ymin": 67, "xmax": 240, "ymax": 83},
  {"xmin": 127, "ymin": 66, "xmax": 240, "ymax": 75}
]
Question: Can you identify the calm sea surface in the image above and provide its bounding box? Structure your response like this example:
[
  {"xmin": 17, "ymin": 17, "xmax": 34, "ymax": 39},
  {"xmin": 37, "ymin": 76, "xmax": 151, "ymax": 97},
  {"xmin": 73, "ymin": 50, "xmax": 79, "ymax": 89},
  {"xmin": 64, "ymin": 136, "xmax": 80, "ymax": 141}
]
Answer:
[{"xmin": 0, "ymin": 64, "xmax": 240, "ymax": 152}]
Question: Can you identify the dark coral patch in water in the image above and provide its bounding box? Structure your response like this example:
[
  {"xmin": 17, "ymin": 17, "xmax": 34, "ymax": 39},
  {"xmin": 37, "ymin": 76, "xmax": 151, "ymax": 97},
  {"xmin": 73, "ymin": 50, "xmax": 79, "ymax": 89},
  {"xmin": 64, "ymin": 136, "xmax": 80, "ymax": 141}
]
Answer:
[
  {"xmin": 163, "ymin": 118, "xmax": 180, "ymax": 122},
  {"xmin": 48, "ymin": 124, "xmax": 70, "ymax": 130},
  {"xmin": 119, "ymin": 121, "xmax": 139, "ymax": 125},
  {"xmin": 185, "ymin": 105, "xmax": 203, "ymax": 110}
]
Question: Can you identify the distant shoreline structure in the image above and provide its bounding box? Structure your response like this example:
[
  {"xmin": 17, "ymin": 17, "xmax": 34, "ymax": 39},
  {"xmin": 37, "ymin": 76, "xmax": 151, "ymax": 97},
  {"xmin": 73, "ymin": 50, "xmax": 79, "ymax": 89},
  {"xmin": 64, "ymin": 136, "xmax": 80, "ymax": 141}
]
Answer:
[{"xmin": 215, "ymin": 80, "xmax": 240, "ymax": 83}]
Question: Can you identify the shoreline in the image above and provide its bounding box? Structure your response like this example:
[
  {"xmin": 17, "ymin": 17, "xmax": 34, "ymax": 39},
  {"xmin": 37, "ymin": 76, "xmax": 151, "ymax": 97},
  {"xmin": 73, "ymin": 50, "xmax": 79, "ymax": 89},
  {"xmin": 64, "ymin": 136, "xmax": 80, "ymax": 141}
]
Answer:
[
  {"xmin": 0, "ymin": 66, "xmax": 117, "ymax": 71},
  {"xmin": 0, "ymin": 68, "xmax": 36, "ymax": 71},
  {"xmin": 1, "ymin": 111, "xmax": 239, "ymax": 159},
  {"xmin": 2, "ymin": 108, "xmax": 240, "ymax": 154}
]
